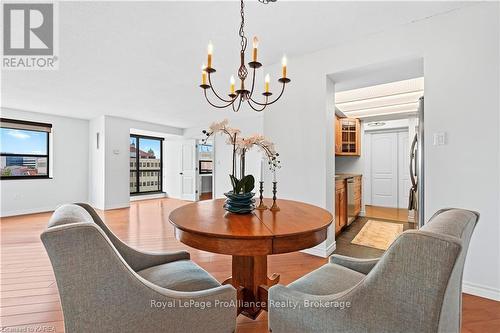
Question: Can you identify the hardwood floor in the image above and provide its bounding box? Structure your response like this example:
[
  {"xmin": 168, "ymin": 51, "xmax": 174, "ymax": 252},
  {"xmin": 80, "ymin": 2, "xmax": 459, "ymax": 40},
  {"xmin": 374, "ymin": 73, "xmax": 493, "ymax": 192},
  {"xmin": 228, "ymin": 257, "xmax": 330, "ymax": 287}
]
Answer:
[
  {"xmin": 1, "ymin": 198, "xmax": 499, "ymax": 332},
  {"xmin": 199, "ymin": 192, "xmax": 213, "ymax": 201},
  {"xmin": 365, "ymin": 205, "xmax": 410, "ymax": 222},
  {"xmin": 334, "ymin": 216, "xmax": 412, "ymax": 259}
]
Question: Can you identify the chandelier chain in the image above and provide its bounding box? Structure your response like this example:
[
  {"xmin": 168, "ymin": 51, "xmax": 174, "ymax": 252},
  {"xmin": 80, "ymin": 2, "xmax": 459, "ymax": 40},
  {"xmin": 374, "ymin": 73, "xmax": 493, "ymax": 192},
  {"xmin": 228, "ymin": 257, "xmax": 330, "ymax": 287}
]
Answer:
[
  {"xmin": 237, "ymin": 0, "xmax": 248, "ymax": 82},
  {"xmin": 239, "ymin": 0, "xmax": 247, "ymax": 52}
]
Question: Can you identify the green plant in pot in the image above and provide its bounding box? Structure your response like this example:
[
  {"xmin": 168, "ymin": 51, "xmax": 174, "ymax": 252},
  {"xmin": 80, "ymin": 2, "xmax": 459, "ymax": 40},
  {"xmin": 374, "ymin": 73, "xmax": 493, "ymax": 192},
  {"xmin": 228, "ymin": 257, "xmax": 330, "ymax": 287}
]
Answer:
[{"xmin": 202, "ymin": 120, "xmax": 280, "ymax": 214}]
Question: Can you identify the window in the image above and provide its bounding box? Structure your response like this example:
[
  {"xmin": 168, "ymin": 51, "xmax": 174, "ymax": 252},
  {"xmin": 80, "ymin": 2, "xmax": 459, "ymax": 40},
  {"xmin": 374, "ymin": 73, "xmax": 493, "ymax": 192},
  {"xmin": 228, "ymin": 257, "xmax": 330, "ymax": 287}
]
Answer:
[
  {"xmin": 1, "ymin": 118, "xmax": 51, "ymax": 179},
  {"xmin": 130, "ymin": 134, "xmax": 163, "ymax": 195}
]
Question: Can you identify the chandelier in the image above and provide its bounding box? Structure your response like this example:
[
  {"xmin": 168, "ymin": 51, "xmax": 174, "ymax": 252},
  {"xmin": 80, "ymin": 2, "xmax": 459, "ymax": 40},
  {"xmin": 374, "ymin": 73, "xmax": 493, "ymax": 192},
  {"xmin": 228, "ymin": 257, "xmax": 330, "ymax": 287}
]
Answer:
[{"xmin": 199, "ymin": 0, "xmax": 290, "ymax": 112}]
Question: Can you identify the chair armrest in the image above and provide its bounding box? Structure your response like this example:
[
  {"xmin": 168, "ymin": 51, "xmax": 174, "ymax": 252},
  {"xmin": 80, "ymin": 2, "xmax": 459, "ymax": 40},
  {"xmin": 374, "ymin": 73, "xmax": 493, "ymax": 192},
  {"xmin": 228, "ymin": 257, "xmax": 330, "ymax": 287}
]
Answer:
[
  {"xmin": 268, "ymin": 285, "xmax": 352, "ymax": 333},
  {"xmin": 130, "ymin": 249, "xmax": 191, "ymax": 271},
  {"xmin": 137, "ymin": 277, "xmax": 237, "ymax": 332},
  {"xmin": 74, "ymin": 202, "xmax": 190, "ymax": 271},
  {"xmin": 329, "ymin": 254, "xmax": 380, "ymax": 274}
]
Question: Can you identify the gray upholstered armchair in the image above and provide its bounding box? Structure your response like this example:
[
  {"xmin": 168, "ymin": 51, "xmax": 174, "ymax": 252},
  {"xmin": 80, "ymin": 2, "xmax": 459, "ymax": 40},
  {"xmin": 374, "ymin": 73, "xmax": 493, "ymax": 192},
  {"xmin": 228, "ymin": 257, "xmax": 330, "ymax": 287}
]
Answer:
[
  {"xmin": 269, "ymin": 208, "xmax": 479, "ymax": 333},
  {"xmin": 41, "ymin": 203, "xmax": 237, "ymax": 333}
]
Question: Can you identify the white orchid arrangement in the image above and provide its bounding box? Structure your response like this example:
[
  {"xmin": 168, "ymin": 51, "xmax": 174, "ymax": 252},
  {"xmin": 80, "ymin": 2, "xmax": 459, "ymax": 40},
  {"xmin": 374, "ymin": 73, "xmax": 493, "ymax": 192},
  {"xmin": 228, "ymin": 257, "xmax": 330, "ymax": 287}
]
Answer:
[{"xmin": 202, "ymin": 119, "xmax": 281, "ymax": 194}]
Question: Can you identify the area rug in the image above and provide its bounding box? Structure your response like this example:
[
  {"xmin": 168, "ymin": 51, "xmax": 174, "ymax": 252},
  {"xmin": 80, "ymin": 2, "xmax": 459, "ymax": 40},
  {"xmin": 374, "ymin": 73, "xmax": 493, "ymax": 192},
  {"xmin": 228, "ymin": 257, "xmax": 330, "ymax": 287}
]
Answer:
[{"xmin": 351, "ymin": 220, "xmax": 404, "ymax": 250}]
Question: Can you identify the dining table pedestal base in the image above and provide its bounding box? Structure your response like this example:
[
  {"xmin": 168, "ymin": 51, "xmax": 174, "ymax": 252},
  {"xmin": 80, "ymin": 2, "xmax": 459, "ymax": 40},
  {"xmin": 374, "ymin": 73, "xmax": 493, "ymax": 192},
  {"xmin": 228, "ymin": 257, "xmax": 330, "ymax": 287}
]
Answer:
[
  {"xmin": 222, "ymin": 255, "xmax": 280, "ymax": 319},
  {"xmin": 169, "ymin": 198, "xmax": 333, "ymax": 320}
]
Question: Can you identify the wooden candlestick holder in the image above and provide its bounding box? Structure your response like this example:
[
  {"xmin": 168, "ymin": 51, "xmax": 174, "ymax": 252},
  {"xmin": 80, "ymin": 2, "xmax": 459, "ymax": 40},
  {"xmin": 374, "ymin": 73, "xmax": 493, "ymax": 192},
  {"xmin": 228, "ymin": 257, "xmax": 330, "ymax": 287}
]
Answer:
[
  {"xmin": 270, "ymin": 181, "xmax": 280, "ymax": 212},
  {"xmin": 256, "ymin": 181, "xmax": 268, "ymax": 210}
]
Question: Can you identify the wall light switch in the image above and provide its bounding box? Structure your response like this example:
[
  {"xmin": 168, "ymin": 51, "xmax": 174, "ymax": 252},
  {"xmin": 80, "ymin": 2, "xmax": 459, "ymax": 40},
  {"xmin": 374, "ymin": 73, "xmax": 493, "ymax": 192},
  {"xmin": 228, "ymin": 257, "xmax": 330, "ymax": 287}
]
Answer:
[
  {"xmin": 433, "ymin": 132, "xmax": 446, "ymax": 146},
  {"xmin": 113, "ymin": 149, "xmax": 120, "ymax": 155}
]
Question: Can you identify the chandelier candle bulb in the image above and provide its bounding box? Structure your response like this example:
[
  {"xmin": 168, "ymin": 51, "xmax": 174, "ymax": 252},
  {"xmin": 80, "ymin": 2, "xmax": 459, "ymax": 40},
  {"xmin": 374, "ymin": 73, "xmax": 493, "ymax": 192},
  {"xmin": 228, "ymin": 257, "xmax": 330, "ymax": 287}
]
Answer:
[
  {"xmin": 252, "ymin": 37, "xmax": 259, "ymax": 62},
  {"xmin": 230, "ymin": 76, "xmax": 235, "ymax": 94},
  {"xmin": 202, "ymin": 65, "xmax": 207, "ymax": 85},
  {"xmin": 281, "ymin": 55, "xmax": 287, "ymax": 78},
  {"xmin": 207, "ymin": 41, "xmax": 213, "ymax": 68},
  {"xmin": 265, "ymin": 74, "xmax": 270, "ymax": 93}
]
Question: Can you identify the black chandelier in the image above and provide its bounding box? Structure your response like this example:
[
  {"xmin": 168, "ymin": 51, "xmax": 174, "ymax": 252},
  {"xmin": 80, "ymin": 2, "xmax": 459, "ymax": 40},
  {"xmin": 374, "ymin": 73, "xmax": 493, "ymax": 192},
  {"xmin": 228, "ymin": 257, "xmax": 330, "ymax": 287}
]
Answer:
[{"xmin": 199, "ymin": 0, "xmax": 290, "ymax": 112}]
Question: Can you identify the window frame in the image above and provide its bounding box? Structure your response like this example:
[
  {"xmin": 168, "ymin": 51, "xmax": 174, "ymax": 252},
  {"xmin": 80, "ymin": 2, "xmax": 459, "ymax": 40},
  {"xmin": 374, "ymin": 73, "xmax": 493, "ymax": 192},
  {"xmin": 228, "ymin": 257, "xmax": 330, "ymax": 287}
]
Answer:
[
  {"xmin": 1, "ymin": 118, "xmax": 52, "ymax": 180},
  {"xmin": 130, "ymin": 134, "xmax": 164, "ymax": 195}
]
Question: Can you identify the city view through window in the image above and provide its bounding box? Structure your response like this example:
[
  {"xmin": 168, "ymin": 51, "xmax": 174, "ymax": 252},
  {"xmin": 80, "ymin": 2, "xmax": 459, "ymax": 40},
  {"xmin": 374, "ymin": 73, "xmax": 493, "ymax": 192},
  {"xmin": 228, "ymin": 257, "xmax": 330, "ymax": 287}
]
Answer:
[
  {"xmin": 130, "ymin": 135, "xmax": 163, "ymax": 194},
  {"xmin": 1, "ymin": 127, "xmax": 49, "ymax": 178}
]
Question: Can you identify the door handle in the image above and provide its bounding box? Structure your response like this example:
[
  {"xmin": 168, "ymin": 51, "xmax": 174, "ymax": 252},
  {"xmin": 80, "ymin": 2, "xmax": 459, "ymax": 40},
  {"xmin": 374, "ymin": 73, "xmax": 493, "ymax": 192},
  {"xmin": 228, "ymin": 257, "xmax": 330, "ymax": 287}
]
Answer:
[{"xmin": 179, "ymin": 172, "xmax": 183, "ymax": 175}]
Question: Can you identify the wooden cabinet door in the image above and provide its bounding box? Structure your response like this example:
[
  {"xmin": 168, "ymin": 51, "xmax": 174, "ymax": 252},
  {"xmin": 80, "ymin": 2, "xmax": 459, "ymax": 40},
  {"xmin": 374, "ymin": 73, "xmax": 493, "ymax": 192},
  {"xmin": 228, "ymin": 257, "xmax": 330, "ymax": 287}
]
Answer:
[
  {"xmin": 353, "ymin": 175, "xmax": 362, "ymax": 216},
  {"xmin": 335, "ymin": 117, "xmax": 361, "ymax": 156},
  {"xmin": 354, "ymin": 118, "xmax": 361, "ymax": 156},
  {"xmin": 335, "ymin": 189, "xmax": 341, "ymax": 234},
  {"xmin": 339, "ymin": 186, "xmax": 346, "ymax": 228},
  {"xmin": 335, "ymin": 116, "xmax": 342, "ymax": 154}
]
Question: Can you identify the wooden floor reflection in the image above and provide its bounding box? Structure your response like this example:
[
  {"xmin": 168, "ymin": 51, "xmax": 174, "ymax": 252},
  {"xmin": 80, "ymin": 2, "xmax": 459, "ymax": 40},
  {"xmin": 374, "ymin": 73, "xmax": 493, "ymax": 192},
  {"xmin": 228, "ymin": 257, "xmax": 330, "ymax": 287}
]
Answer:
[{"xmin": 1, "ymin": 198, "xmax": 498, "ymax": 332}]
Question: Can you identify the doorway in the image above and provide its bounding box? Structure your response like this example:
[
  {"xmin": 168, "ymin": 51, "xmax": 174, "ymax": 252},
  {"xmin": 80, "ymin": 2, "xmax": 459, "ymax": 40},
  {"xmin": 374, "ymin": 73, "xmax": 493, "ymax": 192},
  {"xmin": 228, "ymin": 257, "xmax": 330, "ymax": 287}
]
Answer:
[
  {"xmin": 164, "ymin": 139, "xmax": 215, "ymax": 201},
  {"xmin": 332, "ymin": 72, "xmax": 424, "ymax": 258},
  {"xmin": 364, "ymin": 129, "xmax": 411, "ymax": 222},
  {"xmin": 198, "ymin": 142, "xmax": 214, "ymax": 201},
  {"xmin": 368, "ymin": 130, "xmax": 409, "ymax": 209}
]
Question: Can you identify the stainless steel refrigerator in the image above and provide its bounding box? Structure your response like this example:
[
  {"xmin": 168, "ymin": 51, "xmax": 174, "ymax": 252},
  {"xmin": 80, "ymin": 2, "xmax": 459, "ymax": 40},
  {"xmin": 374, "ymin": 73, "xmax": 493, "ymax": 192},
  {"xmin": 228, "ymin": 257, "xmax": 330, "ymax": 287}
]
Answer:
[{"xmin": 409, "ymin": 96, "xmax": 425, "ymax": 228}]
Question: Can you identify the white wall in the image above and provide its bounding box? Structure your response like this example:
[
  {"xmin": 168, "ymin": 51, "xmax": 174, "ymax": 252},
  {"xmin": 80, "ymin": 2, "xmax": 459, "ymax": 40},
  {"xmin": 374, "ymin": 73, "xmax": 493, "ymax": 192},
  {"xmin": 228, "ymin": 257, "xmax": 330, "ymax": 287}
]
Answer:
[
  {"xmin": 88, "ymin": 116, "xmax": 105, "ymax": 209},
  {"xmin": 263, "ymin": 3, "xmax": 500, "ymax": 300},
  {"xmin": 89, "ymin": 115, "xmax": 183, "ymax": 210},
  {"xmin": 1, "ymin": 108, "xmax": 89, "ymax": 216}
]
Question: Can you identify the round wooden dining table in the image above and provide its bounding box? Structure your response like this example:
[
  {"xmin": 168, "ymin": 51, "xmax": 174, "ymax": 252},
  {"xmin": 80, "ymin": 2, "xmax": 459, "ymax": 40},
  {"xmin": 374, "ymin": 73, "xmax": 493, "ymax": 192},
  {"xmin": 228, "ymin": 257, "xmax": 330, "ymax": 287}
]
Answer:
[{"xmin": 169, "ymin": 198, "xmax": 333, "ymax": 319}]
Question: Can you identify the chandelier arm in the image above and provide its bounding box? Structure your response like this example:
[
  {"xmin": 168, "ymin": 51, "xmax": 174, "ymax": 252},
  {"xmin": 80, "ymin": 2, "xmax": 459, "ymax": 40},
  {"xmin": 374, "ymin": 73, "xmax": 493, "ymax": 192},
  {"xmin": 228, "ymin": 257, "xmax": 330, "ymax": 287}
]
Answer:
[
  {"xmin": 246, "ymin": 97, "xmax": 268, "ymax": 112},
  {"xmin": 232, "ymin": 96, "xmax": 243, "ymax": 112},
  {"xmin": 249, "ymin": 81, "xmax": 286, "ymax": 106},
  {"xmin": 248, "ymin": 66, "xmax": 257, "ymax": 98},
  {"xmin": 204, "ymin": 89, "xmax": 236, "ymax": 109},
  {"xmin": 207, "ymin": 72, "xmax": 234, "ymax": 103}
]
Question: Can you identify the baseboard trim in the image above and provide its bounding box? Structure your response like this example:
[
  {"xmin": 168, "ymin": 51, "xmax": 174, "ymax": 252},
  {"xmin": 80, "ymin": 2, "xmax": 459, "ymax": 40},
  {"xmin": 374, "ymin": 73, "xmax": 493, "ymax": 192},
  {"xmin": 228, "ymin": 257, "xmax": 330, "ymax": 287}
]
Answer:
[
  {"xmin": 301, "ymin": 241, "xmax": 336, "ymax": 258},
  {"xmin": 463, "ymin": 281, "xmax": 500, "ymax": 301},
  {"xmin": 130, "ymin": 193, "xmax": 166, "ymax": 201},
  {"xmin": 0, "ymin": 206, "xmax": 56, "ymax": 217},
  {"xmin": 104, "ymin": 202, "xmax": 130, "ymax": 210}
]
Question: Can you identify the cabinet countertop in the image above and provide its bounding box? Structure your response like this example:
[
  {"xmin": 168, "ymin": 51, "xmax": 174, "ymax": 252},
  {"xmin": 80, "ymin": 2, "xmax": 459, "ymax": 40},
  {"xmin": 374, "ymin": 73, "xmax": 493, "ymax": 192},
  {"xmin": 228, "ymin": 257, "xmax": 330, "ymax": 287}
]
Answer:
[{"xmin": 335, "ymin": 173, "xmax": 362, "ymax": 181}]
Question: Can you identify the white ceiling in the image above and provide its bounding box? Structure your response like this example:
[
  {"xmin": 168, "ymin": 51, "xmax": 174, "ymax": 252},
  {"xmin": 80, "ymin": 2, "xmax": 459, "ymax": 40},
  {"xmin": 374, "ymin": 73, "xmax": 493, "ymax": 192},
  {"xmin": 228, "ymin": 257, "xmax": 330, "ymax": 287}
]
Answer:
[
  {"xmin": 1, "ymin": 1, "xmax": 470, "ymax": 128},
  {"xmin": 336, "ymin": 77, "xmax": 424, "ymax": 118}
]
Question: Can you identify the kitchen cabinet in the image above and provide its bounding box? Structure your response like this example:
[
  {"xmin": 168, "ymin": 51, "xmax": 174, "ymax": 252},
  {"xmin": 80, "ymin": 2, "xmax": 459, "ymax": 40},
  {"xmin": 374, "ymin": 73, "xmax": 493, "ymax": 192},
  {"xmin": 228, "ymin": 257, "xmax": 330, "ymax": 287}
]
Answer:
[
  {"xmin": 335, "ymin": 175, "xmax": 362, "ymax": 235},
  {"xmin": 335, "ymin": 179, "xmax": 347, "ymax": 235},
  {"xmin": 335, "ymin": 116, "xmax": 361, "ymax": 156},
  {"xmin": 353, "ymin": 175, "xmax": 362, "ymax": 217}
]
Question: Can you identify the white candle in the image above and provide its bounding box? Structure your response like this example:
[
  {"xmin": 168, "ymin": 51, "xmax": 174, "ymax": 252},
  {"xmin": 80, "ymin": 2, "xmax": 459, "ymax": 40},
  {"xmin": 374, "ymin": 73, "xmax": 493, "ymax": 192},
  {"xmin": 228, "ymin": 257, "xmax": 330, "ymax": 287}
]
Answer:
[
  {"xmin": 260, "ymin": 159, "xmax": 264, "ymax": 181},
  {"xmin": 273, "ymin": 170, "xmax": 277, "ymax": 182},
  {"xmin": 207, "ymin": 41, "xmax": 213, "ymax": 68},
  {"xmin": 281, "ymin": 55, "xmax": 287, "ymax": 78}
]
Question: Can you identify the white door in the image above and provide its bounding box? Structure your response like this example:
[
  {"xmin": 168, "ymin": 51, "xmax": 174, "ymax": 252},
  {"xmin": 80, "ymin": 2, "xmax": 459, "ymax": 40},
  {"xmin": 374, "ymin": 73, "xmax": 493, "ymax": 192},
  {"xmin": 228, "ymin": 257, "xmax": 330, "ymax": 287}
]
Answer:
[
  {"xmin": 371, "ymin": 132, "xmax": 398, "ymax": 207},
  {"xmin": 164, "ymin": 140, "xmax": 182, "ymax": 199},
  {"xmin": 181, "ymin": 140, "xmax": 198, "ymax": 201},
  {"xmin": 398, "ymin": 132, "xmax": 410, "ymax": 209}
]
